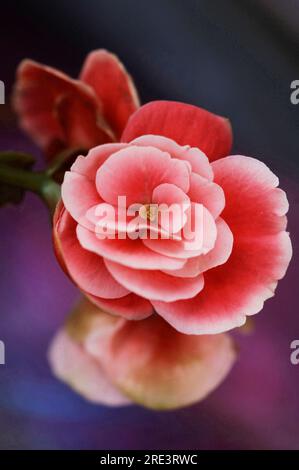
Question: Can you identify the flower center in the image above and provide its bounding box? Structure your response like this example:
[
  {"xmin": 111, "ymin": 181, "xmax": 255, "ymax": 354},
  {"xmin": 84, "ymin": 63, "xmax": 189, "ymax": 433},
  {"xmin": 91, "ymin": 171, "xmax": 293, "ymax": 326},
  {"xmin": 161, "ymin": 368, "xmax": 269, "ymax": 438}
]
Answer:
[{"xmin": 139, "ymin": 204, "xmax": 158, "ymax": 222}]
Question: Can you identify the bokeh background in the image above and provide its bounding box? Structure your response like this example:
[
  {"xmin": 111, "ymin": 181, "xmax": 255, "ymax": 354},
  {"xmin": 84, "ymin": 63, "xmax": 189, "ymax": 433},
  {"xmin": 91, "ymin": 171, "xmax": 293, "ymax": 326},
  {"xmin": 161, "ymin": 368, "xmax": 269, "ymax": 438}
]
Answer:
[{"xmin": 0, "ymin": 0, "xmax": 298, "ymax": 450}]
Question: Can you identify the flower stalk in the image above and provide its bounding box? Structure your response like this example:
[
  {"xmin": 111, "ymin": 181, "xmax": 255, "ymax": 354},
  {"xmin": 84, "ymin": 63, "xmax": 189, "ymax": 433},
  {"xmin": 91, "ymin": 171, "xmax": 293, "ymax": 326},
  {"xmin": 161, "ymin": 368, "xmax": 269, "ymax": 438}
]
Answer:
[{"xmin": 0, "ymin": 160, "xmax": 60, "ymax": 215}]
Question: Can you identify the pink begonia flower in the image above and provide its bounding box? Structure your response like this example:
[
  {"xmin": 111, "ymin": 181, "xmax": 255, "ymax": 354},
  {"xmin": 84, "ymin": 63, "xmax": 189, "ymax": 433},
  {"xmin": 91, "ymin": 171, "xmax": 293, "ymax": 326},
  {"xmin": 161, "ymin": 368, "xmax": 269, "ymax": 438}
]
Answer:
[
  {"xmin": 53, "ymin": 100, "xmax": 292, "ymax": 335},
  {"xmin": 48, "ymin": 299, "xmax": 236, "ymax": 409},
  {"xmin": 13, "ymin": 50, "xmax": 139, "ymax": 157}
]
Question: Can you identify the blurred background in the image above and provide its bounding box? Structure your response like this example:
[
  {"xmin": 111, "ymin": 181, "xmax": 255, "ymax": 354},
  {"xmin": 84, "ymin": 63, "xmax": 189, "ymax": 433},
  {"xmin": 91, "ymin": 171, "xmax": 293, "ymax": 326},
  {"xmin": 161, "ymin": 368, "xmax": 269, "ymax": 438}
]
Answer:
[{"xmin": 0, "ymin": 0, "xmax": 298, "ymax": 450}]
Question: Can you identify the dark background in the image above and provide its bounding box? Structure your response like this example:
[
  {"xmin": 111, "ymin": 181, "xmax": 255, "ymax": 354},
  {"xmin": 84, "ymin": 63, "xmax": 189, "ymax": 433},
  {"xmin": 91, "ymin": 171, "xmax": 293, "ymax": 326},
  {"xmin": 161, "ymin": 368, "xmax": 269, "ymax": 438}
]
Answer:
[{"xmin": 0, "ymin": 0, "xmax": 298, "ymax": 449}]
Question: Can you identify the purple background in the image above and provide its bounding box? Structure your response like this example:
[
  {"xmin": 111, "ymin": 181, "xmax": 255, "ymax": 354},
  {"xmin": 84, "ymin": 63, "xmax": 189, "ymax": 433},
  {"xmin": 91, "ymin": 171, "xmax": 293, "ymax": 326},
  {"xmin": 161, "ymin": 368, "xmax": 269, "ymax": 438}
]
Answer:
[{"xmin": 0, "ymin": 0, "xmax": 298, "ymax": 449}]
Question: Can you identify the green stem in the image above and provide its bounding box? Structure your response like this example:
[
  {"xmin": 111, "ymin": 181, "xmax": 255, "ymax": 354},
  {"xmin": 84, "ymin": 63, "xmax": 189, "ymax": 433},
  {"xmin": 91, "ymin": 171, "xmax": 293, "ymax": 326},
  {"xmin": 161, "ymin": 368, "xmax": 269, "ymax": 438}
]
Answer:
[
  {"xmin": 0, "ymin": 164, "xmax": 44, "ymax": 192},
  {"xmin": 0, "ymin": 164, "xmax": 60, "ymax": 215}
]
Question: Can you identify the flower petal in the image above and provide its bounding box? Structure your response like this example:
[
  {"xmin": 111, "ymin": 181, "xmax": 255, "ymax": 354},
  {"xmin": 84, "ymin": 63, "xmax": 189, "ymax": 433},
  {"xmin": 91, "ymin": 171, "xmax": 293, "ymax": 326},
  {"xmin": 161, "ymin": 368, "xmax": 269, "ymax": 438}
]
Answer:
[
  {"xmin": 105, "ymin": 260, "xmax": 204, "ymax": 301},
  {"xmin": 131, "ymin": 135, "xmax": 213, "ymax": 180},
  {"xmin": 122, "ymin": 101, "xmax": 232, "ymax": 161},
  {"xmin": 154, "ymin": 231, "xmax": 291, "ymax": 334},
  {"xmin": 85, "ymin": 203, "xmax": 183, "ymax": 240},
  {"xmin": 162, "ymin": 218, "xmax": 233, "ymax": 277},
  {"xmin": 87, "ymin": 314, "xmax": 236, "ymax": 410},
  {"xmin": 153, "ymin": 156, "xmax": 292, "ymax": 334},
  {"xmin": 71, "ymin": 143, "xmax": 129, "ymax": 181},
  {"xmin": 143, "ymin": 204, "xmax": 217, "ymax": 259},
  {"xmin": 152, "ymin": 183, "xmax": 190, "ymax": 233},
  {"xmin": 87, "ymin": 293, "xmax": 154, "ymax": 320},
  {"xmin": 48, "ymin": 329, "xmax": 130, "ymax": 406},
  {"xmin": 212, "ymin": 155, "xmax": 289, "ymax": 236},
  {"xmin": 61, "ymin": 171, "xmax": 101, "ymax": 228},
  {"xmin": 80, "ymin": 49, "xmax": 139, "ymax": 139},
  {"xmin": 13, "ymin": 60, "xmax": 113, "ymax": 157},
  {"xmin": 76, "ymin": 224, "xmax": 185, "ymax": 270},
  {"xmin": 96, "ymin": 146, "xmax": 190, "ymax": 205},
  {"xmin": 188, "ymin": 172, "xmax": 225, "ymax": 219},
  {"xmin": 53, "ymin": 203, "xmax": 129, "ymax": 299}
]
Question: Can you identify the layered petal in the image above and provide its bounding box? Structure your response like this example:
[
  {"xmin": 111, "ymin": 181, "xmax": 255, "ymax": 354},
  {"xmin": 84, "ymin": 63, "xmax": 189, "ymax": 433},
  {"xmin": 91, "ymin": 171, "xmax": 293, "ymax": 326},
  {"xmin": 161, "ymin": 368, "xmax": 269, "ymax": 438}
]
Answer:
[
  {"xmin": 143, "ymin": 204, "xmax": 217, "ymax": 259},
  {"xmin": 61, "ymin": 171, "xmax": 101, "ymax": 227},
  {"xmin": 53, "ymin": 202, "xmax": 129, "ymax": 299},
  {"xmin": 131, "ymin": 135, "xmax": 213, "ymax": 180},
  {"xmin": 105, "ymin": 260, "xmax": 204, "ymax": 301},
  {"xmin": 80, "ymin": 49, "xmax": 139, "ymax": 139},
  {"xmin": 162, "ymin": 218, "xmax": 233, "ymax": 278},
  {"xmin": 88, "ymin": 293, "xmax": 154, "ymax": 320},
  {"xmin": 212, "ymin": 155, "xmax": 289, "ymax": 236},
  {"xmin": 71, "ymin": 143, "xmax": 128, "ymax": 180},
  {"xmin": 76, "ymin": 224, "xmax": 185, "ymax": 270},
  {"xmin": 153, "ymin": 156, "xmax": 292, "ymax": 334},
  {"xmin": 188, "ymin": 172, "xmax": 225, "ymax": 219},
  {"xmin": 154, "ymin": 231, "xmax": 291, "ymax": 334},
  {"xmin": 96, "ymin": 146, "xmax": 190, "ymax": 205},
  {"xmin": 85, "ymin": 203, "xmax": 184, "ymax": 240},
  {"xmin": 152, "ymin": 183, "xmax": 190, "ymax": 233},
  {"xmin": 122, "ymin": 101, "xmax": 232, "ymax": 161}
]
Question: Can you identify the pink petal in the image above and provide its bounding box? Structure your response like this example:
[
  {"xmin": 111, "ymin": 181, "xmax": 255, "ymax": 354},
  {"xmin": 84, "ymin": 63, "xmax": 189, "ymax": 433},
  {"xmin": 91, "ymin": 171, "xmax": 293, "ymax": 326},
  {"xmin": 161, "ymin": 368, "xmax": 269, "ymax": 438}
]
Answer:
[
  {"xmin": 131, "ymin": 135, "xmax": 213, "ymax": 180},
  {"xmin": 54, "ymin": 93, "xmax": 113, "ymax": 152},
  {"xmin": 87, "ymin": 314, "xmax": 236, "ymax": 410},
  {"xmin": 161, "ymin": 256, "xmax": 204, "ymax": 278},
  {"xmin": 96, "ymin": 146, "xmax": 190, "ymax": 206},
  {"xmin": 152, "ymin": 183, "xmax": 190, "ymax": 233},
  {"xmin": 154, "ymin": 231, "xmax": 292, "ymax": 334},
  {"xmin": 85, "ymin": 203, "xmax": 181, "ymax": 240},
  {"xmin": 76, "ymin": 224, "xmax": 185, "ymax": 270},
  {"xmin": 153, "ymin": 156, "xmax": 292, "ymax": 334},
  {"xmin": 188, "ymin": 172, "xmax": 225, "ymax": 218},
  {"xmin": 13, "ymin": 60, "xmax": 113, "ymax": 157},
  {"xmin": 54, "ymin": 203, "xmax": 129, "ymax": 299},
  {"xmin": 80, "ymin": 49, "xmax": 139, "ymax": 139},
  {"xmin": 85, "ymin": 203, "xmax": 131, "ymax": 235},
  {"xmin": 71, "ymin": 143, "xmax": 129, "ymax": 180},
  {"xmin": 122, "ymin": 101, "xmax": 233, "ymax": 161},
  {"xmin": 212, "ymin": 155, "xmax": 289, "ymax": 236},
  {"xmin": 87, "ymin": 293, "xmax": 154, "ymax": 320},
  {"xmin": 143, "ymin": 204, "xmax": 217, "ymax": 259},
  {"xmin": 61, "ymin": 172, "xmax": 101, "ymax": 228},
  {"xmin": 48, "ymin": 329, "xmax": 130, "ymax": 406},
  {"xmin": 193, "ymin": 217, "xmax": 234, "ymax": 272},
  {"xmin": 105, "ymin": 260, "xmax": 204, "ymax": 301},
  {"xmin": 162, "ymin": 218, "xmax": 233, "ymax": 277}
]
